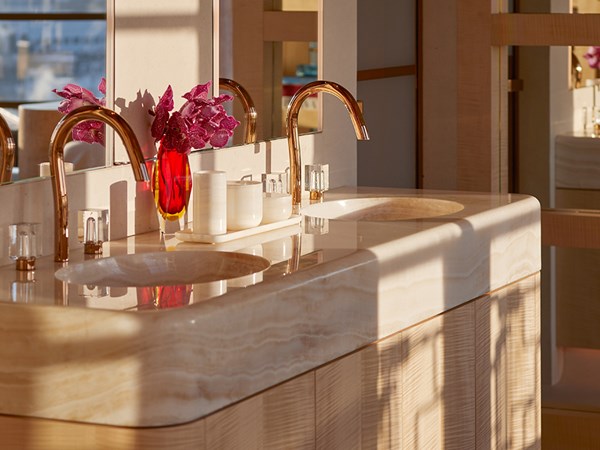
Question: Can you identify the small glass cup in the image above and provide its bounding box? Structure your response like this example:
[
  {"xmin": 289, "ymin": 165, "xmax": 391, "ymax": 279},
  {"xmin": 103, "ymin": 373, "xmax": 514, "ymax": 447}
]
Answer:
[
  {"xmin": 305, "ymin": 163, "xmax": 329, "ymax": 202},
  {"xmin": 78, "ymin": 209, "xmax": 109, "ymax": 255},
  {"xmin": 9, "ymin": 223, "xmax": 41, "ymax": 271}
]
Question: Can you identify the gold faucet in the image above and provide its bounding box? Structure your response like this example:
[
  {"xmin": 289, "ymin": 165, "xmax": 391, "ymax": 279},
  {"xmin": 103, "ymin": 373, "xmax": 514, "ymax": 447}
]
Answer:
[
  {"xmin": 286, "ymin": 80, "xmax": 369, "ymax": 213},
  {"xmin": 219, "ymin": 78, "xmax": 257, "ymax": 144},
  {"xmin": 0, "ymin": 112, "xmax": 16, "ymax": 184},
  {"xmin": 49, "ymin": 105, "xmax": 150, "ymax": 262}
]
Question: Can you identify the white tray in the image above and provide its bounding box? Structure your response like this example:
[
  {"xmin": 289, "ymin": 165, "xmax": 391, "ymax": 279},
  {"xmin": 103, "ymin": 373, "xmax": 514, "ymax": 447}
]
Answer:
[{"xmin": 175, "ymin": 215, "xmax": 302, "ymax": 244}]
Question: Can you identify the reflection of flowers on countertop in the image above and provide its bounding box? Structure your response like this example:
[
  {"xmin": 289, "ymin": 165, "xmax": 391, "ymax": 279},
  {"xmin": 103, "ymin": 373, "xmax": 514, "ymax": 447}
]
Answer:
[
  {"xmin": 584, "ymin": 46, "xmax": 600, "ymax": 70},
  {"xmin": 150, "ymin": 82, "xmax": 240, "ymax": 154},
  {"xmin": 53, "ymin": 78, "xmax": 106, "ymax": 145}
]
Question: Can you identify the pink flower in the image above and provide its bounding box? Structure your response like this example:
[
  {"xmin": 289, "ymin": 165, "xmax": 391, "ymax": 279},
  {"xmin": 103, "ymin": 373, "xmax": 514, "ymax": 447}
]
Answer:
[
  {"xmin": 71, "ymin": 121, "xmax": 105, "ymax": 144},
  {"xmin": 584, "ymin": 46, "xmax": 600, "ymax": 70},
  {"xmin": 53, "ymin": 78, "xmax": 106, "ymax": 145},
  {"xmin": 98, "ymin": 77, "xmax": 106, "ymax": 97},
  {"xmin": 182, "ymin": 82, "xmax": 210, "ymax": 102},
  {"xmin": 149, "ymin": 82, "xmax": 240, "ymax": 155},
  {"xmin": 151, "ymin": 85, "xmax": 174, "ymax": 140},
  {"xmin": 163, "ymin": 112, "xmax": 191, "ymax": 154}
]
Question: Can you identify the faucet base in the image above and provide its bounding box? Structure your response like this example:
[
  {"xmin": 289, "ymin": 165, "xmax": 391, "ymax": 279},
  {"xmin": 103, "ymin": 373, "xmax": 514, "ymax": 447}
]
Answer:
[
  {"xmin": 309, "ymin": 190, "xmax": 324, "ymax": 202},
  {"xmin": 84, "ymin": 242, "xmax": 103, "ymax": 255}
]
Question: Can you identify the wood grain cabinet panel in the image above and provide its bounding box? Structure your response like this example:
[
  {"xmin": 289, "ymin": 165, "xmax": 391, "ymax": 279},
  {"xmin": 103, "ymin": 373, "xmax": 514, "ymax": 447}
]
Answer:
[
  {"xmin": 316, "ymin": 353, "xmax": 362, "ymax": 449},
  {"xmin": 206, "ymin": 372, "xmax": 315, "ymax": 450},
  {"xmin": 315, "ymin": 301, "xmax": 477, "ymax": 449},
  {"xmin": 360, "ymin": 333, "xmax": 403, "ymax": 449},
  {"xmin": 476, "ymin": 274, "xmax": 541, "ymax": 450},
  {"xmin": 504, "ymin": 275, "xmax": 541, "ymax": 450},
  {"xmin": 401, "ymin": 302, "xmax": 475, "ymax": 449}
]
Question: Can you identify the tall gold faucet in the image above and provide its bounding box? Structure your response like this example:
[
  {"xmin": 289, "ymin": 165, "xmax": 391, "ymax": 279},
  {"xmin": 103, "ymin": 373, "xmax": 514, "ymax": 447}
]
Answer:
[
  {"xmin": 0, "ymin": 112, "xmax": 16, "ymax": 184},
  {"xmin": 49, "ymin": 105, "xmax": 150, "ymax": 262},
  {"xmin": 219, "ymin": 78, "xmax": 257, "ymax": 144},
  {"xmin": 286, "ymin": 80, "xmax": 369, "ymax": 213}
]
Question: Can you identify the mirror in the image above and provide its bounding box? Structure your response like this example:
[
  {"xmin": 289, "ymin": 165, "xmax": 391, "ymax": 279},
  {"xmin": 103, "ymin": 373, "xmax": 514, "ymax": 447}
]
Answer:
[
  {"xmin": 0, "ymin": 1, "xmax": 107, "ymax": 182},
  {"xmin": 571, "ymin": 0, "xmax": 600, "ymax": 89},
  {"xmin": 0, "ymin": 0, "xmax": 322, "ymax": 184},
  {"xmin": 219, "ymin": 0, "xmax": 320, "ymax": 145}
]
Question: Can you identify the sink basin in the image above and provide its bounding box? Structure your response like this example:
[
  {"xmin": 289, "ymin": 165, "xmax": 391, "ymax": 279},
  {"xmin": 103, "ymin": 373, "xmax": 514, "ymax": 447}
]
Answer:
[
  {"xmin": 55, "ymin": 251, "xmax": 270, "ymax": 288},
  {"xmin": 301, "ymin": 197, "xmax": 464, "ymax": 221}
]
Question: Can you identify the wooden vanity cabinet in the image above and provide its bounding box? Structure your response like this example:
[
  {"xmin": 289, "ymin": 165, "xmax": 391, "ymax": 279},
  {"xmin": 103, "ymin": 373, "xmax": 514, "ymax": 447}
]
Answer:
[{"xmin": 0, "ymin": 274, "xmax": 540, "ymax": 449}]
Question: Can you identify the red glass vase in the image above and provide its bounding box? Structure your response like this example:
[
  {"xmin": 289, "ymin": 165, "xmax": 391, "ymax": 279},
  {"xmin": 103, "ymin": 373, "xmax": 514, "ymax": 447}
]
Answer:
[
  {"xmin": 152, "ymin": 139, "xmax": 192, "ymax": 221},
  {"xmin": 136, "ymin": 285, "xmax": 193, "ymax": 309}
]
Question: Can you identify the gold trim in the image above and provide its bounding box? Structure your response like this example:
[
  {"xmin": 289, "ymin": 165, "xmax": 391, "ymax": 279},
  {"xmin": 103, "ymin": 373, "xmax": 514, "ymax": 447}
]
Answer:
[
  {"xmin": 0, "ymin": 113, "xmax": 15, "ymax": 184},
  {"xmin": 286, "ymin": 81, "xmax": 369, "ymax": 212},
  {"xmin": 219, "ymin": 78, "xmax": 257, "ymax": 144},
  {"xmin": 16, "ymin": 257, "xmax": 36, "ymax": 272},
  {"xmin": 49, "ymin": 105, "xmax": 150, "ymax": 262},
  {"xmin": 309, "ymin": 190, "xmax": 324, "ymax": 202},
  {"xmin": 84, "ymin": 242, "xmax": 104, "ymax": 255}
]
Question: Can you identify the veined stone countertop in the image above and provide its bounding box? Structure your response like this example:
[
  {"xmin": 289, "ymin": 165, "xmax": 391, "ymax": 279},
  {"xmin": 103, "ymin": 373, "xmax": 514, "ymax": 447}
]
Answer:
[{"xmin": 0, "ymin": 187, "xmax": 541, "ymax": 427}]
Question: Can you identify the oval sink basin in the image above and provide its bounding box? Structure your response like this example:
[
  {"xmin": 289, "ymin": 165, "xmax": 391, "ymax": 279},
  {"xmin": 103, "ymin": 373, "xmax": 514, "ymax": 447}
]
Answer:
[
  {"xmin": 301, "ymin": 197, "xmax": 464, "ymax": 221},
  {"xmin": 55, "ymin": 251, "xmax": 271, "ymax": 288}
]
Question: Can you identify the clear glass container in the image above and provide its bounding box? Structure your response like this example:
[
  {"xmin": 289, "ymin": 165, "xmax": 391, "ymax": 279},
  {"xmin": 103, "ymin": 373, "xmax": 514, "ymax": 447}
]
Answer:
[
  {"xmin": 78, "ymin": 208, "xmax": 109, "ymax": 254},
  {"xmin": 8, "ymin": 223, "xmax": 41, "ymax": 270}
]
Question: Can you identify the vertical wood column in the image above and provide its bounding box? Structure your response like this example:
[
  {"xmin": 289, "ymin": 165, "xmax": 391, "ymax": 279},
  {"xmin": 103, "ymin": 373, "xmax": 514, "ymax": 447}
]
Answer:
[{"xmin": 422, "ymin": 0, "xmax": 508, "ymax": 192}]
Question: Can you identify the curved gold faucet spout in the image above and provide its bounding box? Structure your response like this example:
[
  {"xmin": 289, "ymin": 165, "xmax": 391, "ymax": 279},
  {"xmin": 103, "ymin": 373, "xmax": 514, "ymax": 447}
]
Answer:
[
  {"xmin": 286, "ymin": 80, "xmax": 369, "ymax": 212},
  {"xmin": 0, "ymin": 112, "xmax": 16, "ymax": 184},
  {"xmin": 219, "ymin": 78, "xmax": 257, "ymax": 144},
  {"xmin": 49, "ymin": 105, "xmax": 150, "ymax": 262}
]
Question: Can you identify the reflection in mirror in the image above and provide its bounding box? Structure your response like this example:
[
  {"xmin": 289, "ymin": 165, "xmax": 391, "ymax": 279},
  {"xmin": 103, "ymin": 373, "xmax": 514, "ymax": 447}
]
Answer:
[
  {"xmin": 571, "ymin": 0, "xmax": 600, "ymax": 89},
  {"xmin": 219, "ymin": 0, "xmax": 319, "ymax": 146},
  {"xmin": 219, "ymin": 77, "xmax": 257, "ymax": 144},
  {"xmin": 514, "ymin": 44, "xmax": 600, "ymax": 413},
  {"xmin": 0, "ymin": 1, "xmax": 106, "ymax": 183}
]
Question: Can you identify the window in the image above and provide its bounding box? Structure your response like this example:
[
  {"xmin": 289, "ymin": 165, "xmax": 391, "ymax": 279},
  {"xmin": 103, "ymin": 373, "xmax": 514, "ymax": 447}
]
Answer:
[{"xmin": 0, "ymin": 1, "xmax": 106, "ymax": 107}]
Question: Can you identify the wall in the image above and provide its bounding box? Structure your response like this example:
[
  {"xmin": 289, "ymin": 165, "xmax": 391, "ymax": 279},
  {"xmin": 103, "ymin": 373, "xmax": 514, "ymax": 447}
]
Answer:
[{"xmin": 356, "ymin": 0, "xmax": 416, "ymax": 188}]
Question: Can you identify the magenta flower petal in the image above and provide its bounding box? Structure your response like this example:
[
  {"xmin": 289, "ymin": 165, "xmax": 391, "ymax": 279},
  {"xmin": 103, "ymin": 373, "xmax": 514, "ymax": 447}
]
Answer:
[
  {"xmin": 98, "ymin": 77, "xmax": 106, "ymax": 95},
  {"xmin": 584, "ymin": 46, "xmax": 600, "ymax": 69},
  {"xmin": 163, "ymin": 112, "xmax": 191, "ymax": 154},
  {"xmin": 200, "ymin": 104, "xmax": 221, "ymax": 120},
  {"xmin": 179, "ymin": 100, "xmax": 201, "ymax": 120},
  {"xmin": 151, "ymin": 85, "xmax": 175, "ymax": 140},
  {"xmin": 157, "ymin": 85, "xmax": 174, "ymax": 112},
  {"xmin": 71, "ymin": 121, "xmax": 105, "ymax": 145},
  {"xmin": 220, "ymin": 115, "xmax": 241, "ymax": 131},
  {"xmin": 149, "ymin": 82, "xmax": 238, "ymax": 152},
  {"xmin": 212, "ymin": 93, "xmax": 234, "ymax": 105},
  {"xmin": 53, "ymin": 78, "xmax": 107, "ymax": 144},
  {"xmin": 188, "ymin": 123, "xmax": 209, "ymax": 149},
  {"xmin": 53, "ymin": 82, "xmax": 103, "ymax": 114},
  {"xmin": 209, "ymin": 129, "xmax": 231, "ymax": 148},
  {"xmin": 56, "ymin": 97, "xmax": 87, "ymax": 114},
  {"xmin": 182, "ymin": 82, "xmax": 211, "ymax": 102}
]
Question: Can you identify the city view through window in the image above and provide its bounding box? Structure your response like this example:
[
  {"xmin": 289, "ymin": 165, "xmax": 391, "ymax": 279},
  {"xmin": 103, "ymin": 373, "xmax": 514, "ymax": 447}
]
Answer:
[{"xmin": 0, "ymin": 1, "xmax": 106, "ymax": 105}]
